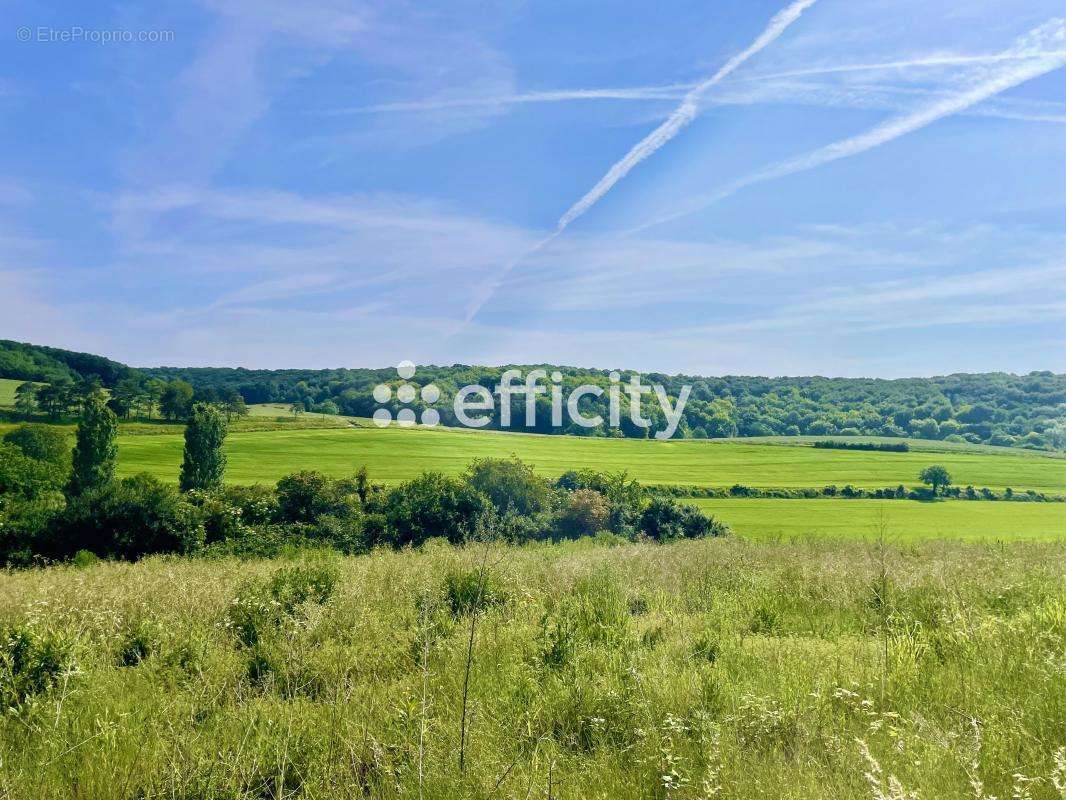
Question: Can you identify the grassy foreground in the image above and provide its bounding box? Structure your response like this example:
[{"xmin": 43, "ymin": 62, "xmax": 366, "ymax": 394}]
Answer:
[
  {"xmin": 113, "ymin": 425, "xmax": 1066, "ymax": 493},
  {"xmin": 690, "ymin": 498, "xmax": 1066, "ymax": 541},
  {"xmin": 1, "ymin": 538, "xmax": 1063, "ymax": 799}
]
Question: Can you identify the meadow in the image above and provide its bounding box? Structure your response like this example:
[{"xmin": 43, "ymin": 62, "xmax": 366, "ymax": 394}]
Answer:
[
  {"xmin": 1, "ymin": 538, "xmax": 1063, "ymax": 799},
  {"xmin": 0, "ymin": 378, "xmax": 27, "ymax": 407},
  {"xmin": 690, "ymin": 497, "xmax": 1066, "ymax": 541},
  {"xmin": 113, "ymin": 423, "xmax": 1066, "ymax": 494}
]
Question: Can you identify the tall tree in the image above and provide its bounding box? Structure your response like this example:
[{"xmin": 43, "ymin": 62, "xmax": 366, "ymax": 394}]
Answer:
[
  {"xmin": 67, "ymin": 391, "xmax": 117, "ymax": 497},
  {"xmin": 179, "ymin": 403, "xmax": 228, "ymax": 492},
  {"xmin": 143, "ymin": 379, "xmax": 166, "ymax": 420},
  {"xmin": 14, "ymin": 382, "xmax": 38, "ymax": 416},
  {"xmin": 110, "ymin": 376, "xmax": 144, "ymax": 419},
  {"xmin": 160, "ymin": 380, "xmax": 194, "ymax": 421}
]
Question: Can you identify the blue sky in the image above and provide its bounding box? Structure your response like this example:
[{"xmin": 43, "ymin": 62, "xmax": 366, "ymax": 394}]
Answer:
[{"xmin": 2, "ymin": 0, "xmax": 1065, "ymax": 376}]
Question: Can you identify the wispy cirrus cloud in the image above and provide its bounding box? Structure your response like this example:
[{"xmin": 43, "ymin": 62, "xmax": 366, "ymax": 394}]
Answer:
[{"xmin": 641, "ymin": 17, "xmax": 1066, "ymax": 229}]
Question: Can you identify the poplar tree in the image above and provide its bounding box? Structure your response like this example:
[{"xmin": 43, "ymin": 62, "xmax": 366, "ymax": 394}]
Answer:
[
  {"xmin": 67, "ymin": 391, "xmax": 117, "ymax": 497},
  {"xmin": 179, "ymin": 403, "xmax": 228, "ymax": 492}
]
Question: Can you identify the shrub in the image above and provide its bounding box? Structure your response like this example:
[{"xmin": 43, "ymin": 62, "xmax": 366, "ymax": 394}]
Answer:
[
  {"xmin": 268, "ymin": 562, "xmax": 339, "ymax": 614},
  {"xmin": 442, "ymin": 566, "xmax": 505, "ymax": 616},
  {"xmin": 49, "ymin": 474, "xmax": 205, "ymax": 560},
  {"xmin": 465, "ymin": 456, "xmax": 551, "ymax": 516},
  {"xmin": 275, "ymin": 471, "xmax": 359, "ymax": 524},
  {"xmin": 555, "ymin": 469, "xmax": 643, "ymax": 534},
  {"xmin": 383, "ymin": 473, "xmax": 489, "ymax": 547},
  {"xmin": 554, "ymin": 489, "xmax": 610, "ymax": 540},
  {"xmin": 0, "ymin": 495, "xmax": 62, "ymax": 567},
  {"xmin": 0, "ymin": 625, "xmax": 74, "ymax": 711},
  {"xmin": 638, "ymin": 497, "xmax": 726, "ymax": 542},
  {"xmin": 0, "ymin": 442, "xmax": 66, "ymax": 500},
  {"xmin": 225, "ymin": 562, "xmax": 339, "ymax": 647},
  {"xmin": 2, "ymin": 424, "xmax": 70, "ymax": 465}
]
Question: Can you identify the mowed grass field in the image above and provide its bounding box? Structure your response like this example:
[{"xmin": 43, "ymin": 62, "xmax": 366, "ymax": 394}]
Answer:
[
  {"xmin": 0, "ymin": 376, "xmax": 28, "ymax": 406},
  {"xmin": 691, "ymin": 498, "xmax": 1065, "ymax": 541},
  {"xmin": 116, "ymin": 423, "xmax": 1066, "ymax": 493}
]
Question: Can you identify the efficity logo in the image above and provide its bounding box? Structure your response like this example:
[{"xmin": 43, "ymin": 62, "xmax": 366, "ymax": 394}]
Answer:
[
  {"xmin": 373, "ymin": 362, "xmax": 690, "ymax": 440},
  {"xmin": 372, "ymin": 361, "xmax": 441, "ymax": 428}
]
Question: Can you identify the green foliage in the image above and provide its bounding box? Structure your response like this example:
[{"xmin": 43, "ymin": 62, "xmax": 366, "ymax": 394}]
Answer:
[
  {"xmin": 66, "ymin": 392, "xmax": 117, "ymax": 497},
  {"xmin": 382, "ymin": 472, "xmax": 489, "ymax": 547},
  {"xmin": 3, "ymin": 424, "xmax": 70, "ymax": 465},
  {"xmin": 554, "ymin": 488, "xmax": 610, "ymax": 539},
  {"xmin": 274, "ymin": 471, "xmax": 359, "ymax": 524},
  {"xmin": 441, "ymin": 566, "xmax": 505, "ymax": 616},
  {"xmin": 52, "ymin": 474, "xmax": 205, "ymax": 560},
  {"xmin": 0, "ymin": 625, "xmax": 74, "ymax": 712},
  {"xmin": 465, "ymin": 455, "xmax": 552, "ymax": 516},
  {"xmin": 919, "ymin": 464, "xmax": 952, "ymax": 495},
  {"xmin": 225, "ymin": 562, "xmax": 339, "ymax": 647},
  {"xmin": 638, "ymin": 496, "xmax": 727, "ymax": 541},
  {"xmin": 159, "ymin": 380, "xmax": 194, "ymax": 421},
  {"xmin": 0, "ymin": 442, "xmax": 66, "ymax": 500},
  {"xmin": 179, "ymin": 403, "xmax": 227, "ymax": 492}
]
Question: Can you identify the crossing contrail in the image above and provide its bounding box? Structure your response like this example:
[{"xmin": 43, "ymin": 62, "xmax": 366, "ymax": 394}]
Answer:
[
  {"xmin": 460, "ymin": 0, "xmax": 817, "ymax": 326},
  {"xmin": 637, "ymin": 18, "xmax": 1066, "ymax": 230},
  {"xmin": 555, "ymin": 0, "xmax": 818, "ymax": 232}
]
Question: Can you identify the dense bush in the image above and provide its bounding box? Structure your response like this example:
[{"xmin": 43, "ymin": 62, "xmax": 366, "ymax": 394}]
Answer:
[
  {"xmin": 639, "ymin": 497, "xmax": 728, "ymax": 542},
  {"xmin": 0, "ymin": 625, "xmax": 75, "ymax": 712},
  {"xmin": 465, "ymin": 456, "xmax": 553, "ymax": 516},
  {"xmin": 0, "ymin": 442, "xmax": 66, "ymax": 500},
  {"xmin": 275, "ymin": 471, "xmax": 360, "ymax": 524},
  {"xmin": 380, "ymin": 472, "xmax": 490, "ymax": 547},
  {"xmin": 554, "ymin": 489, "xmax": 610, "ymax": 540},
  {"xmin": 2, "ymin": 424, "xmax": 71, "ymax": 465},
  {"xmin": 48, "ymin": 474, "xmax": 204, "ymax": 560}
]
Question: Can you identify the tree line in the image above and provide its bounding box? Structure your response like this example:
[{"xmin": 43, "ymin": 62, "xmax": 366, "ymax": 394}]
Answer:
[
  {"xmin": 3, "ymin": 338, "xmax": 1064, "ymax": 448},
  {"xmin": 0, "ymin": 394, "xmax": 727, "ymax": 567}
]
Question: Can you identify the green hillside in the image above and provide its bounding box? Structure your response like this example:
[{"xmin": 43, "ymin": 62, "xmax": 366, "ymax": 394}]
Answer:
[{"xmin": 115, "ymin": 423, "xmax": 1066, "ymax": 493}]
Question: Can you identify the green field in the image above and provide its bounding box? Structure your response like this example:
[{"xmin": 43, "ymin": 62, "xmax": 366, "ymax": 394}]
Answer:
[
  {"xmin": 690, "ymin": 497, "xmax": 1065, "ymax": 541},
  {"xmin": 115, "ymin": 424, "xmax": 1066, "ymax": 493},
  {"xmin": 0, "ymin": 377, "xmax": 29, "ymax": 406}
]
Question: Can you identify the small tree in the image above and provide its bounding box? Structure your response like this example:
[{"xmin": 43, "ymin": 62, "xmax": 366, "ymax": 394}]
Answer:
[
  {"xmin": 224, "ymin": 390, "xmax": 248, "ymax": 422},
  {"xmin": 67, "ymin": 391, "xmax": 117, "ymax": 497},
  {"xmin": 919, "ymin": 465, "xmax": 951, "ymax": 496},
  {"xmin": 179, "ymin": 403, "xmax": 228, "ymax": 492},
  {"xmin": 291, "ymin": 401, "xmax": 305, "ymax": 418}
]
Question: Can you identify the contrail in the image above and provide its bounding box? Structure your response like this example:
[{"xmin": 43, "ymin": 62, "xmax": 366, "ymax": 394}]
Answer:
[
  {"xmin": 325, "ymin": 85, "xmax": 693, "ymax": 114},
  {"xmin": 458, "ymin": 0, "xmax": 817, "ymax": 327},
  {"xmin": 323, "ymin": 51, "xmax": 1066, "ymax": 118},
  {"xmin": 638, "ymin": 18, "xmax": 1066, "ymax": 231},
  {"xmin": 555, "ymin": 0, "xmax": 818, "ymax": 232}
]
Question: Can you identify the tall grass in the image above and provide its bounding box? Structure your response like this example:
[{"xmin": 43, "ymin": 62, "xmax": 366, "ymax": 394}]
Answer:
[{"xmin": 0, "ymin": 537, "xmax": 1063, "ymax": 798}]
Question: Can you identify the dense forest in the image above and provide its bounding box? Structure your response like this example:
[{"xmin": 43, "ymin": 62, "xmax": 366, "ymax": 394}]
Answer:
[{"xmin": 2, "ymin": 338, "xmax": 1064, "ymax": 448}]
